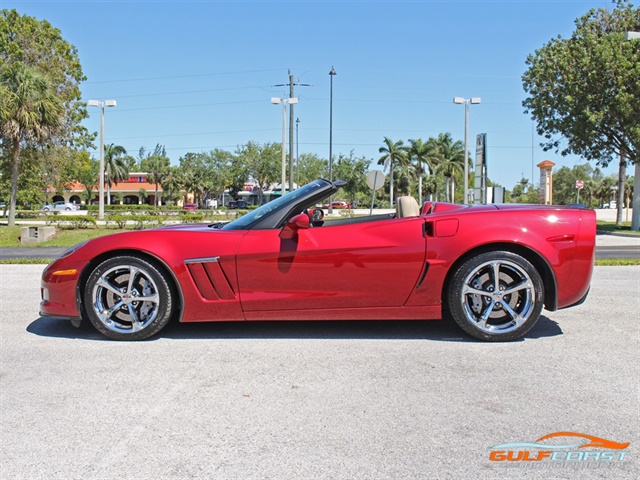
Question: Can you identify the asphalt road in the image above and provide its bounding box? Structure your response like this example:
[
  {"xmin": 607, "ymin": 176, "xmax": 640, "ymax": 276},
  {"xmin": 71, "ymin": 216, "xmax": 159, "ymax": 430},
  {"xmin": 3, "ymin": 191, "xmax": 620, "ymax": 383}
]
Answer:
[{"xmin": 0, "ymin": 265, "xmax": 638, "ymax": 480}]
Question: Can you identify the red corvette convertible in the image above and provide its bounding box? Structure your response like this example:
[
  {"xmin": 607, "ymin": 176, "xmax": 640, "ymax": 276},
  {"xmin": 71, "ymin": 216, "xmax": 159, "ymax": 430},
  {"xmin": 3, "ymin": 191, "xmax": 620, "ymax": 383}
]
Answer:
[{"xmin": 41, "ymin": 179, "xmax": 596, "ymax": 341}]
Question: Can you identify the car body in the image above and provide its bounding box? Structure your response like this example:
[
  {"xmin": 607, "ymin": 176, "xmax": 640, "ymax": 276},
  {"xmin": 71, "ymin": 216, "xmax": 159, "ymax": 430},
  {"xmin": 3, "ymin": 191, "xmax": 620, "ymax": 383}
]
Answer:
[
  {"xmin": 42, "ymin": 201, "xmax": 80, "ymax": 212},
  {"xmin": 227, "ymin": 200, "xmax": 248, "ymax": 209},
  {"xmin": 182, "ymin": 203, "xmax": 198, "ymax": 211},
  {"xmin": 41, "ymin": 179, "xmax": 596, "ymax": 342},
  {"xmin": 322, "ymin": 201, "xmax": 351, "ymax": 209}
]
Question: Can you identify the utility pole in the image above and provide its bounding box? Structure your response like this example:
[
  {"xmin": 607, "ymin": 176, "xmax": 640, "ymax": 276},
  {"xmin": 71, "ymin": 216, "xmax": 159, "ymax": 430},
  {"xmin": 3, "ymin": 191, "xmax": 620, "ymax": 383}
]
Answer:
[
  {"xmin": 273, "ymin": 71, "xmax": 311, "ymax": 190},
  {"xmin": 289, "ymin": 73, "xmax": 294, "ymax": 190}
]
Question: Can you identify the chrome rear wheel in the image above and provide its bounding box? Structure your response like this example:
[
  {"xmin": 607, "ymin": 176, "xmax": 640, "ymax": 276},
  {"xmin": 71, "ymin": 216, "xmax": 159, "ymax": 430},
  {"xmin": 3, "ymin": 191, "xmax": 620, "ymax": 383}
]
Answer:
[{"xmin": 448, "ymin": 251, "xmax": 544, "ymax": 341}]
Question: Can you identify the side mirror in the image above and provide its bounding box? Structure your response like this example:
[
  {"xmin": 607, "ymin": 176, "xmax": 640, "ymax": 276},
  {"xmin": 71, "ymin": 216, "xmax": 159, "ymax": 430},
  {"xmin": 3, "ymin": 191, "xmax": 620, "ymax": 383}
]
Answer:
[{"xmin": 279, "ymin": 213, "xmax": 310, "ymax": 239}]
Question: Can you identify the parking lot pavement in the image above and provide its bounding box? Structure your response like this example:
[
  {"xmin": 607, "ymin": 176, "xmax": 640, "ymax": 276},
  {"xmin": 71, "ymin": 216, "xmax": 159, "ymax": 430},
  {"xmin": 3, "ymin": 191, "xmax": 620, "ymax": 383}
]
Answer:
[{"xmin": 1, "ymin": 265, "xmax": 638, "ymax": 480}]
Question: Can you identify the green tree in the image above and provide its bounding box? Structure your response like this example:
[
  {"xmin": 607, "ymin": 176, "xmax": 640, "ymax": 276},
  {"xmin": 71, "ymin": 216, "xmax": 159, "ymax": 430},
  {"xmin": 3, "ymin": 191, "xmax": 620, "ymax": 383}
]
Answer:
[
  {"xmin": 596, "ymin": 176, "xmax": 617, "ymax": 206},
  {"xmin": 74, "ymin": 152, "xmax": 99, "ymax": 204},
  {"xmin": 0, "ymin": 9, "xmax": 89, "ymax": 145},
  {"xmin": 0, "ymin": 63, "xmax": 64, "ymax": 225},
  {"xmin": 143, "ymin": 154, "xmax": 170, "ymax": 206},
  {"xmin": 552, "ymin": 164, "xmax": 593, "ymax": 205},
  {"xmin": 1, "ymin": 9, "xmax": 90, "ymax": 223},
  {"xmin": 332, "ymin": 151, "xmax": 372, "ymax": 204},
  {"xmin": 179, "ymin": 149, "xmax": 230, "ymax": 205},
  {"xmin": 405, "ymin": 137, "xmax": 439, "ymax": 204},
  {"xmin": 236, "ymin": 141, "xmax": 280, "ymax": 204},
  {"xmin": 435, "ymin": 133, "xmax": 465, "ymax": 202},
  {"xmin": 160, "ymin": 165, "xmax": 184, "ymax": 204},
  {"xmin": 508, "ymin": 177, "xmax": 542, "ymax": 204},
  {"xmin": 103, "ymin": 143, "xmax": 128, "ymax": 204},
  {"xmin": 138, "ymin": 188, "xmax": 148, "ymax": 205},
  {"xmin": 297, "ymin": 152, "xmax": 328, "ymax": 185},
  {"xmin": 522, "ymin": 1, "xmax": 640, "ymax": 224},
  {"xmin": 624, "ymin": 174, "xmax": 634, "ymax": 217},
  {"xmin": 378, "ymin": 137, "xmax": 406, "ymax": 204}
]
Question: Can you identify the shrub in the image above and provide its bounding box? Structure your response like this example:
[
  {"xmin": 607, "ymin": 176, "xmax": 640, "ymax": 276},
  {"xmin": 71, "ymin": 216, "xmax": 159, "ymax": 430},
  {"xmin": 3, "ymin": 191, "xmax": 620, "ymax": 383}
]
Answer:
[
  {"xmin": 106, "ymin": 215, "xmax": 128, "ymax": 229},
  {"xmin": 69, "ymin": 216, "xmax": 97, "ymax": 229},
  {"xmin": 180, "ymin": 214, "xmax": 205, "ymax": 224},
  {"xmin": 131, "ymin": 215, "xmax": 163, "ymax": 230}
]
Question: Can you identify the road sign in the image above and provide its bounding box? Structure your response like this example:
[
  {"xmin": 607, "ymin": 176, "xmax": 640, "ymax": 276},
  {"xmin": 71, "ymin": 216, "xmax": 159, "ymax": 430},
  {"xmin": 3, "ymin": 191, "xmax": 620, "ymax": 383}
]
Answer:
[
  {"xmin": 576, "ymin": 180, "xmax": 584, "ymax": 189},
  {"xmin": 367, "ymin": 170, "xmax": 385, "ymax": 215},
  {"xmin": 366, "ymin": 170, "xmax": 385, "ymax": 190}
]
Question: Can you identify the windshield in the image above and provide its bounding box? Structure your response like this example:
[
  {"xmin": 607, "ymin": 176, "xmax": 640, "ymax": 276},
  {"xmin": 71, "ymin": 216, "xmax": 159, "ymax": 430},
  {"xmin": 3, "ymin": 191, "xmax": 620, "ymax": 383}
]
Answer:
[{"xmin": 222, "ymin": 179, "xmax": 331, "ymax": 230}]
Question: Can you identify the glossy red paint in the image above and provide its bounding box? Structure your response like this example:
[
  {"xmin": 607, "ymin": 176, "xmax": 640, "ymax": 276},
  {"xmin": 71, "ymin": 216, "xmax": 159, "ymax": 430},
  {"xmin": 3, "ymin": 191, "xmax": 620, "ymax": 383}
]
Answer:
[
  {"xmin": 236, "ymin": 216, "xmax": 426, "ymax": 312},
  {"xmin": 40, "ymin": 193, "xmax": 596, "ymax": 338}
]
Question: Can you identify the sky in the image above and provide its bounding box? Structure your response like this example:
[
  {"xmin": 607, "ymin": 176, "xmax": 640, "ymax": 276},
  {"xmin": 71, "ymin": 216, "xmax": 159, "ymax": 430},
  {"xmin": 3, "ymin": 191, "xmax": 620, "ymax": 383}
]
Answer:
[{"xmin": 1, "ymin": 0, "xmax": 623, "ymax": 189}]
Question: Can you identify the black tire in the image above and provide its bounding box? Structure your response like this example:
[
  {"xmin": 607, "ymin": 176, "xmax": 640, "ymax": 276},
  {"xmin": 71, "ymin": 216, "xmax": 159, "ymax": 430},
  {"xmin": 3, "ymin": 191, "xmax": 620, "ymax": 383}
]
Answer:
[
  {"xmin": 65, "ymin": 207, "xmax": 71, "ymax": 211},
  {"xmin": 83, "ymin": 255, "xmax": 175, "ymax": 340},
  {"xmin": 447, "ymin": 251, "xmax": 544, "ymax": 342}
]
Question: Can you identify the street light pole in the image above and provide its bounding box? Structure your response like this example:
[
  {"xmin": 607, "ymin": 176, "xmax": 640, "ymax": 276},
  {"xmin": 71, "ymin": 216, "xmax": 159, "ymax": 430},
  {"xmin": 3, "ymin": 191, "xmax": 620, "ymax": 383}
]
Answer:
[
  {"xmin": 271, "ymin": 97, "xmax": 298, "ymax": 196},
  {"xmin": 626, "ymin": 31, "xmax": 639, "ymax": 231},
  {"xmin": 329, "ymin": 66, "xmax": 336, "ymax": 214},
  {"xmin": 296, "ymin": 117, "xmax": 300, "ymax": 187},
  {"xmin": 453, "ymin": 97, "xmax": 480, "ymax": 204},
  {"xmin": 88, "ymin": 99, "xmax": 116, "ymax": 219}
]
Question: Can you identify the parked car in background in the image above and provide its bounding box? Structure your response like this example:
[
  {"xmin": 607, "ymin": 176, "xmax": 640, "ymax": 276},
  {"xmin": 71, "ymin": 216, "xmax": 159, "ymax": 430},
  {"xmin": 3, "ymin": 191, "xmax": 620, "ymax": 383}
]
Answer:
[
  {"xmin": 322, "ymin": 201, "xmax": 351, "ymax": 209},
  {"xmin": 182, "ymin": 203, "xmax": 198, "ymax": 211},
  {"xmin": 603, "ymin": 201, "xmax": 617, "ymax": 209},
  {"xmin": 42, "ymin": 201, "xmax": 80, "ymax": 212},
  {"xmin": 227, "ymin": 200, "xmax": 248, "ymax": 209}
]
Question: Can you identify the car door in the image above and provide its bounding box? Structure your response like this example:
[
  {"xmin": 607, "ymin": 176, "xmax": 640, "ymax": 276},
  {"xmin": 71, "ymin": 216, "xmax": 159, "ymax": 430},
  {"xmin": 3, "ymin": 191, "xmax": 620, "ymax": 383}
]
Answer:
[{"xmin": 235, "ymin": 216, "xmax": 426, "ymax": 312}]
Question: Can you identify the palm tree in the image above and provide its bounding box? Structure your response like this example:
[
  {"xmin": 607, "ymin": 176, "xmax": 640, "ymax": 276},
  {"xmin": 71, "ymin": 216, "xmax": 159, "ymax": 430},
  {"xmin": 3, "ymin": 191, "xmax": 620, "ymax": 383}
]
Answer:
[
  {"xmin": 378, "ymin": 137, "xmax": 406, "ymax": 205},
  {"xmin": 145, "ymin": 155, "xmax": 170, "ymax": 206},
  {"xmin": 406, "ymin": 138, "xmax": 439, "ymax": 205},
  {"xmin": 103, "ymin": 143, "xmax": 128, "ymax": 204},
  {"xmin": 161, "ymin": 166, "xmax": 184, "ymax": 204},
  {"xmin": 0, "ymin": 64, "xmax": 64, "ymax": 226},
  {"xmin": 435, "ymin": 133, "xmax": 465, "ymax": 202}
]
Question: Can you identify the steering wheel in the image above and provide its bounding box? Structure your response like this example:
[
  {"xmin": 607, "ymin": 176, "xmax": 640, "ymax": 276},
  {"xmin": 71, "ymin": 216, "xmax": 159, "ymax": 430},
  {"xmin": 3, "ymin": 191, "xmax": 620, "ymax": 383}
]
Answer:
[{"xmin": 305, "ymin": 208, "xmax": 324, "ymax": 226}]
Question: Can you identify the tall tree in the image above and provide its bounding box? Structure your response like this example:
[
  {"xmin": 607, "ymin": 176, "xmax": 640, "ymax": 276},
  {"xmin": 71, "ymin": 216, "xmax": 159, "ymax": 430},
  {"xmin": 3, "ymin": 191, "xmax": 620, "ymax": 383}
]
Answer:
[
  {"xmin": 332, "ymin": 151, "xmax": 372, "ymax": 204},
  {"xmin": 179, "ymin": 149, "xmax": 230, "ymax": 206},
  {"xmin": 160, "ymin": 165, "xmax": 183, "ymax": 204},
  {"xmin": 522, "ymin": 1, "xmax": 640, "ymax": 225},
  {"xmin": 73, "ymin": 152, "xmax": 99, "ymax": 204},
  {"xmin": 405, "ymin": 137, "xmax": 439, "ymax": 205},
  {"xmin": 378, "ymin": 137, "xmax": 406, "ymax": 204},
  {"xmin": 142, "ymin": 154, "xmax": 170, "ymax": 206},
  {"xmin": 0, "ymin": 64, "xmax": 64, "ymax": 225},
  {"xmin": 103, "ymin": 143, "xmax": 128, "ymax": 204},
  {"xmin": 1, "ymin": 9, "xmax": 89, "ymax": 224},
  {"xmin": 435, "ymin": 133, "xmax": 465, "ymax": 202},
  {"xmin": 297, "ymin": 152, "xmax": 328, "ymax": 185},
  {"xmin": 236, "ymin": 141, "xmax": 280, "ymax": 204}
]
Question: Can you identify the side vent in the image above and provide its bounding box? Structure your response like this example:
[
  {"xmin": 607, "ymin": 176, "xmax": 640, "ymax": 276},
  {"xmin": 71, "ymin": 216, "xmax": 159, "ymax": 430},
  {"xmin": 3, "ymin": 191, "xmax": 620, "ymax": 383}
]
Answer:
[{"xmin": 185, "ymin": 257, "xmax": 235, "ymax": 300}]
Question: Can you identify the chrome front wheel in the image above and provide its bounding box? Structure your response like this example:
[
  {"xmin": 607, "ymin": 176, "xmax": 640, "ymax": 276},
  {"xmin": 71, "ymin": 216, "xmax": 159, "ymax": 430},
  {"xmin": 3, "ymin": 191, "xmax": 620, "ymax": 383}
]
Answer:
[
  {"xmin": 448, "ymin": 251, "xmax": 544, "ymax": 341},
  {"xmin": 84, "ymin": 256, "xmax": 175, "ymax": 340}
]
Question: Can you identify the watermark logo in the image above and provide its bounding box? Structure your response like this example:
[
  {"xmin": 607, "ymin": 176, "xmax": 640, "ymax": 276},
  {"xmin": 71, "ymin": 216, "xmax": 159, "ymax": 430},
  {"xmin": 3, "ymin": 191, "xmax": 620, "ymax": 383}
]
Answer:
[{"xmin": 489, "ymin": 432, "xmax": 629, "ymax": 463}]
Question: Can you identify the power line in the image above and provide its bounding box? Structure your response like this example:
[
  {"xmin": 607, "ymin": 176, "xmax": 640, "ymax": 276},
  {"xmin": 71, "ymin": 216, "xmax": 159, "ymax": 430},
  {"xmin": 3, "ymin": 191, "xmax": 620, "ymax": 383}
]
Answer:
[{"xmin": 85, "ymin": 68, "xmax": 287, "ymax": 84}]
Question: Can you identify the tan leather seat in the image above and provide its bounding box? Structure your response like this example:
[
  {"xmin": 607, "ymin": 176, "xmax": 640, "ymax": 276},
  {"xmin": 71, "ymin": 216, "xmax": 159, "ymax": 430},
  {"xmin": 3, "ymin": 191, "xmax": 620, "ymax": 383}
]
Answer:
[{"xmin": 396, "ymin": 196, "xmax": 420, "ymax": 218}]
